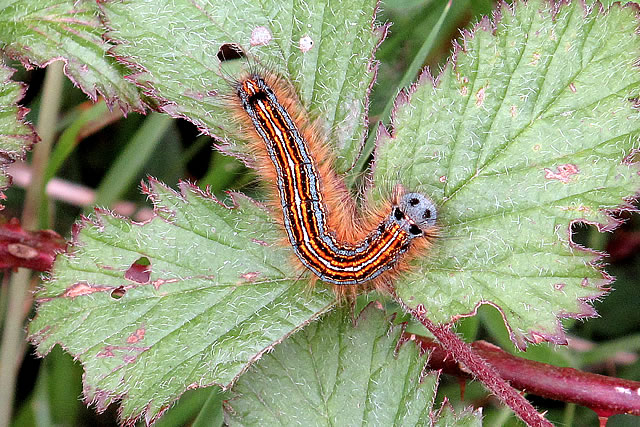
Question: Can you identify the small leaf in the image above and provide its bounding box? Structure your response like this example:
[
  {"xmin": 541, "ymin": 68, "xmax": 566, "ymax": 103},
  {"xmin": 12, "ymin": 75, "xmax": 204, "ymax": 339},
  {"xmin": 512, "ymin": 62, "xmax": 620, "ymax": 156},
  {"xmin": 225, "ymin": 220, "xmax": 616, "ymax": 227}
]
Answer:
[
  {"xmin": 432, "ymin": 400, "xmax": 483, "ymax": 427},
  {"xmin": 101, "ymin": 0, "xmax": 383, "ymax": 172},
  {"xmin": 0, "ymin": 0, "xmax": 144, "ymax": 113},
  {"xmin": 28, "ymin": 180, "xmax": 335, "ymax": 424},
  {"xmin": 224, "ymin": 305, "xmax": 439, "ymax": 426},
  {"xmin": 374, "ymin": 0, "xmax": 640, "ymax": 347},
  {"xmin": 0, "ymin": 64, "xmax": 37, "ymax": 200}
]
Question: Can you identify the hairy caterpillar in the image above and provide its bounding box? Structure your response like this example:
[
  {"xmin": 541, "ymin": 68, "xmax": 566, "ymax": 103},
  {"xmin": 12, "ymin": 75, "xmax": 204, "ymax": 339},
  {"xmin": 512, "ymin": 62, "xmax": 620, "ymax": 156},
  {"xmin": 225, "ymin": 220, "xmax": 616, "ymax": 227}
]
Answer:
[{"xmin": 230, "ymin": 70, "xmax": 437, "ymax": 293}]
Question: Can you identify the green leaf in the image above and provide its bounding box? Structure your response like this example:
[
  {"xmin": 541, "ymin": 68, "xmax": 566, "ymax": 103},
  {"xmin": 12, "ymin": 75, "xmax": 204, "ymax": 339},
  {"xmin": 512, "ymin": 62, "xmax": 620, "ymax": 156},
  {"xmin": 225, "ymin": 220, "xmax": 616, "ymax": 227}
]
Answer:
[
  {"xmin": 101, "ymin": 0, "xmax": 383, "ymax": 173},
  {"xmin": 224, "ymin": 305, "xmax": 439, "ymax": 426},
  {"xmin": 0, "ymin": 0, "xmax": 144, "ymax": 113},
  {"xmin": 373, "ymin": 0, "xmax": 640, "ymax": 348},
  {"xmin": 0, "ymin": 64, "xmax": 36, "ymax": 199},
  {"xmin": 28, "ymin": 180, "xmax": 335, "ymax": 424},
  {"xmin": 432, "ymin": 401, "xmax": 483, "ymax": 427}
]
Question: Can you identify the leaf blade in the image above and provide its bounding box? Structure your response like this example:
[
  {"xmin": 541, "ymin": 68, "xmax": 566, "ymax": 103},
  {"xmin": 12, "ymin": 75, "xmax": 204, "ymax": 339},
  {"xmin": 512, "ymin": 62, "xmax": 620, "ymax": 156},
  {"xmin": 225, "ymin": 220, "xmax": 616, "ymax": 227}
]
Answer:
[
  {"xmin": 374, "ymin": 0, "xmax": 640, "ymax": 348},
  {"xmin": 29, "ymin": 180, "xmax": 335, "ymax": 423},
  {"xmin": 224, "ymin": 305, "xmax": 441, "ymax": 426},
  {"xmin": 101, "ymin": 0, "xmax": 382, "ymax": 172}
]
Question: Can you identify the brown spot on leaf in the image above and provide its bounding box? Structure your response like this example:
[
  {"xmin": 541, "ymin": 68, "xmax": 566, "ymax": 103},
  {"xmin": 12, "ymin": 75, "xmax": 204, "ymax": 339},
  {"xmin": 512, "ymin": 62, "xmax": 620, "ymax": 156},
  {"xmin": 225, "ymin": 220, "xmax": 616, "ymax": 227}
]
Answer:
[
  {"xmin": 569, "ymin": 82, "xmax": 576, "ymax": 93},
  {"xmin": 439, "ymin": 175, "xmax": 447, "ymax": 183},
  {"xmin": 96, "ymin": 347, "xmax": 115, "ymax": 358},
  {"xmin": 183, "ymin": 90, "xmax": 204, "ymax": 100},
  {"xmin": 530, "ymin": 52, "xmax": 541, "ymax": 66},
  {"xmin": 64, "ymin": 282, "xmax": 106, "ymax": 298},
  {"xmin": 456, "ymin": 72, "xmax": 469, "ymax": 85},
  {"xmin": 123, "ymin": 355, "xmax": 137, "ymax": 364},
  {"xmin": 530, "ymin": 331, "xmax": 546, "ymax": 344},
  {"xmin": 151, "ymin": 277, "xmax": 180, "ymax": 290},
  {"xmin": 544, "ymin": 163, "xmax": 579, "ymax": 183},
  {"xmin": 475, "ymin": 86, "xmax": 486, "ymax": 107},
  {"xmin": 241, "ymin": 271, "xmax": 260, "ymax": 282},
  {"xmin": 554, "ymin": 283, "xmax": 566, "ymax": 291},
  {"xmin": 96, "ymin": 344, "xmax": 149, "ymax": 360},
  {"xmin": 127, "ymin": 328, "xmax": 146, "ymax": 343},
  {"xmin": 560, "ymin": 205, "xmax": 591, "ymax": 213},
  {"xmin": 251, "ymin": 238, "xmax": 269, "ymax": 246}
]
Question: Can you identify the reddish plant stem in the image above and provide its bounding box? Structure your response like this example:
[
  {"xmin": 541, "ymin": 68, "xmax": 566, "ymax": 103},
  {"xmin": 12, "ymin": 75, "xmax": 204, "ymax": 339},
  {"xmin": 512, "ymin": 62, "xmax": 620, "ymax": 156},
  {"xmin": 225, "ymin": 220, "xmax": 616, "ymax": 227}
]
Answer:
[
  {"xmin": 400, "ymin": 302, "xmax": 552, "ymax": 427},
  {"xmin": 410, "ymin": 335, "xmax": 640, "ymax": 418}
]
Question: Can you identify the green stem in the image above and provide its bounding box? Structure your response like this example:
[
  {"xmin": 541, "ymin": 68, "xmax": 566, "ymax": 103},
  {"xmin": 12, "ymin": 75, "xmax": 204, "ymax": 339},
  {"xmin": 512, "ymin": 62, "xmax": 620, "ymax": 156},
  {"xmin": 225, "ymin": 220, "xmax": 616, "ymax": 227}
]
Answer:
[
  {"xmin": 0, "ymin": 60, "xmax": 64, "ymax": 427},
  {"xmin": 562, "ymin": 402, "xmax": 576, "ymax": 427}
]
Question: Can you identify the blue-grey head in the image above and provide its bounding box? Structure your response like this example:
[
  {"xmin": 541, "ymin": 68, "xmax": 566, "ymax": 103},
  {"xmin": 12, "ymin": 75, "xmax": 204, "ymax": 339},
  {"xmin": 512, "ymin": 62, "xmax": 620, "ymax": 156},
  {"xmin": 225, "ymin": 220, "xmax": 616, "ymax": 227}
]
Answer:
[{"xmin": 392, "ymin": 192, "xmax": 437, "ymax": 238}]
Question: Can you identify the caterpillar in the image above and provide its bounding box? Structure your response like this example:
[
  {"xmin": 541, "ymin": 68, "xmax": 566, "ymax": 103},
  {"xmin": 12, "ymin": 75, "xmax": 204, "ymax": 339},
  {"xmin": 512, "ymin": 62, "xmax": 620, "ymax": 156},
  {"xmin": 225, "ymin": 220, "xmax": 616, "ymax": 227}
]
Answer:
[{"xmin": 230, "ymin": 70, "xmax": 437, "ymax": 293}]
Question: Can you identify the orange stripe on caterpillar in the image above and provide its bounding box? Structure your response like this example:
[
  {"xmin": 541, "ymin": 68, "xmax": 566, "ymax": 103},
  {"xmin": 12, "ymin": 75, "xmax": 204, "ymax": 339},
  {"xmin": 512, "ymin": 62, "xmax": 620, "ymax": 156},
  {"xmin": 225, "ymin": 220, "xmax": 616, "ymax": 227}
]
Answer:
[{"xmin": 230, "ymin": 70, "xmax": 437, "ymax": 292}]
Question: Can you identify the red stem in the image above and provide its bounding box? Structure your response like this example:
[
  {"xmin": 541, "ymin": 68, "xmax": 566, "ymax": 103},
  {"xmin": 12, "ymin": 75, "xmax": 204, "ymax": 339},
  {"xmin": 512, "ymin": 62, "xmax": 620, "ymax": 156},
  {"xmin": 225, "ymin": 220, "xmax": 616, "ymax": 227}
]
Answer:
[
  {"xmin": 399, "ymin": 301, "xmax": 553, "ymax": 427},
  {"xmin": 410, "ymin": 335, "xmax": 640, "ymax": 419}
]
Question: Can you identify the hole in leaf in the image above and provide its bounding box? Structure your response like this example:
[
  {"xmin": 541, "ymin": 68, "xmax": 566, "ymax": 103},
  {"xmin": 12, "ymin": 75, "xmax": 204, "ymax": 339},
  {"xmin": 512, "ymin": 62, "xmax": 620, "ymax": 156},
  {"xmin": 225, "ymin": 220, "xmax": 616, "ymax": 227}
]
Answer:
[
  {"xmin": 217, "ymin": 44, "xmax": 245, "ymax": 62},
  {"xmin": 125, "ymin": 257, "xmax": 151, "ymax": 283},
  {"xmin": 111, "ymin": 286, "xmax": 126, "ymax": 300}
]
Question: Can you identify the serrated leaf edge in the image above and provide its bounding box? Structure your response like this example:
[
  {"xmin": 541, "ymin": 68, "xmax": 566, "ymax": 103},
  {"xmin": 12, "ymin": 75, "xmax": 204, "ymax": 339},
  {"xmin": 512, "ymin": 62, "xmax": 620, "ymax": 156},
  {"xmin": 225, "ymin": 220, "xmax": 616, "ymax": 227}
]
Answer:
[
  {"xmin": 0, "ymin": 64, "xmax": 38, "ymax": 202},
  {"xmin": 29, "ymin": 176, "xmax": 337, "ymax": 426},
  {"xmin": 374, "ymin": 0, "xmax": 640, "ymax": 350}
]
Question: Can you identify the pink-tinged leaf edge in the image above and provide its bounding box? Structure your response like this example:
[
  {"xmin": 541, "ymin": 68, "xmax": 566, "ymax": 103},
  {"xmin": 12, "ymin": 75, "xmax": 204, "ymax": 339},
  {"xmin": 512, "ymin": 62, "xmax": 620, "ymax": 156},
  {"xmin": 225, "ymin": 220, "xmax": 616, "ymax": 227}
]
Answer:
[
  {"xmin": 0, "ymin": 64, "xmax": 38, "ymax": 203},
  {"xmin": 29, "ymin": 176, "xmax": 335, "ymax": 426}
]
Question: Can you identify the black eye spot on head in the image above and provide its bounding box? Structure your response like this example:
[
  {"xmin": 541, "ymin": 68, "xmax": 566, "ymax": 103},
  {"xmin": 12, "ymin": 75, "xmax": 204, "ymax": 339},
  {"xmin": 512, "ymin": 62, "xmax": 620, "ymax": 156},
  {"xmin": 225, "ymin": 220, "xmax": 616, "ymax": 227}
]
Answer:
[
  {"xmin": 394, "ymin": 208, "xmax": 404, "ymax": 221},
  {"xmin": 399, "ymin": 192, "xmax": 437, "ymax": 229},
  {"xmin": 409, "ymin": 224, "xmax": 422, "ymax": 236}
]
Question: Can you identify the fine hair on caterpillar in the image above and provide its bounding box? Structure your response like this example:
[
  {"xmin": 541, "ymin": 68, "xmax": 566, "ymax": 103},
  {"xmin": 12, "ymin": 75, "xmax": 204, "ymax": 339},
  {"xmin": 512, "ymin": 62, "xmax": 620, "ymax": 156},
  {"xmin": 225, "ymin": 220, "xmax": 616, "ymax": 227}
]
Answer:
[{"xmin": 220, "ymin": 54, "xmax": 438, "ymax": 296}]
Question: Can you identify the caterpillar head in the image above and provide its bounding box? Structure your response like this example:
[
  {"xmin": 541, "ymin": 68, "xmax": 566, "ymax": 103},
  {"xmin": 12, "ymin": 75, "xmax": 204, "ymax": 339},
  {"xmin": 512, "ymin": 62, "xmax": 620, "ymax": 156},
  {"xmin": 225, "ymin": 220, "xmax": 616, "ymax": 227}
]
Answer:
[{"xmin": 393, "ymin": 193, "xmax": 437, "ymax": 238}]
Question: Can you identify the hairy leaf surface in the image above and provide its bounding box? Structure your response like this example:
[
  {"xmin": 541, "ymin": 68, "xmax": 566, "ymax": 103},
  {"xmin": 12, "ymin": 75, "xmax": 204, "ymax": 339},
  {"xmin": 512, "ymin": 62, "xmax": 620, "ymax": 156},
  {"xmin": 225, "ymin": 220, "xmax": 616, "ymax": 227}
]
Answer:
[
  {"xmin": 374, "ymin": 0, "xmax": 640, "ymax": 347},
  {"xmin": 226, "ymin": 305, "xmax": 446, "ymax": 426},
  {"xmin": 29, "ymin": 180, "xmax": 334, "ymax": 423},
  {"xmin": 101, "ymin": 0, "xmax": 381, "ymax": 172}
]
